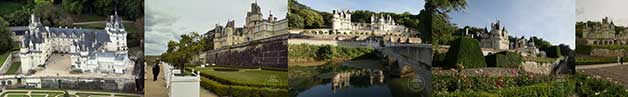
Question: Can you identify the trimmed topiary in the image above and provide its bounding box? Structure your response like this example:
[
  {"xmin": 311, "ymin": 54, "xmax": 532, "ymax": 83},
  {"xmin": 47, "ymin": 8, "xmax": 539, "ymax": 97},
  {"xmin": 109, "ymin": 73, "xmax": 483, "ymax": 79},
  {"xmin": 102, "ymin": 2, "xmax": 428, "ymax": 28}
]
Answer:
[
  {"xmin": 545, "ymin": 46, "xmax": 562, "ymax": 58},
  {"xmin": 444, "ymin": 37, "xmax": 487, "ymax": 69},
  {"xmin": 485, "ymin": 51, "xmax": 523, "ymax": 68}
]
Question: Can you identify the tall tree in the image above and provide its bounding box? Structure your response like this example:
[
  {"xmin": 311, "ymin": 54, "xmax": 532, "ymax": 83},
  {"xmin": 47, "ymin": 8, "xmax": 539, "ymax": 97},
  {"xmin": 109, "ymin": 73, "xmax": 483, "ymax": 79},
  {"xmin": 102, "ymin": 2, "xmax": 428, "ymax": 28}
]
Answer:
[
  {"xmin": 425, "ymin": 0, "xmax": 467, "ymax": 45},
  {"xmin": 0, "ymin": 17, "xmax": 15, "ymax": 53}
]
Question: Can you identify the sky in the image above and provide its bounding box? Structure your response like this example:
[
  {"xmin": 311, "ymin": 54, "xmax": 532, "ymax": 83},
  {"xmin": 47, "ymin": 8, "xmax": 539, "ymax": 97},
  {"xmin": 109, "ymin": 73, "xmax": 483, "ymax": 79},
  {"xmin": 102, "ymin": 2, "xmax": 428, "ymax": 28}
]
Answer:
[
  {"xmin": 449, "ymin": 0, "xmax": 576, "ymax": 49},
  {"xmin": 145, "ymin": 0, "xmax": 287, "ymax": 55},
  {"xmin": 577, "ymin": 0, "xmax": 628, "ymax": 26},
  {"xmin": 298, "ymin": 0, "xmax": 425, "ymax": 14}
]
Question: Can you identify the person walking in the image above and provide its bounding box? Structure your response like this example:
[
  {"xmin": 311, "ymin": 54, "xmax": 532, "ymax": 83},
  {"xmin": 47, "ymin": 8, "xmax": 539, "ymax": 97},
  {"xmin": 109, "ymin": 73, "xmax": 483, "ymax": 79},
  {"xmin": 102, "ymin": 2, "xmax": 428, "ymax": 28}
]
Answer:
[
  {"xmin": 152, "ymin": 60, "xmax": 161, "ymax": 81},
  {"xmin": 617, "ymin": 56, "xmax": 623, "ymax": 65}
]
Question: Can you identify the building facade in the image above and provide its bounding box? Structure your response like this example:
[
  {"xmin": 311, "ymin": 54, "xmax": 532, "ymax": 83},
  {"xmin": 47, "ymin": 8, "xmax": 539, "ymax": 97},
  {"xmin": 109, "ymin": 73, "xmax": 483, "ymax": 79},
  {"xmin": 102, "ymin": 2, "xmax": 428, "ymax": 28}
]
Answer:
[
  {"xmin": 471, "ymin": 21, "xmax": 510, "ymax": 50},
  {"xmin": 331, "ymin": 10, "xmax": 418, "ymax": 37},
  {"xmin": 19, "ymin": 12, "xmax": 130, "ymax": 74},
  {"xmin": 210, "ymin": 2, "xmax": 288, "ymax": 49},
  {"xmin": 581, "ymin": 17, "xmax": 628, "ymax": 45}
]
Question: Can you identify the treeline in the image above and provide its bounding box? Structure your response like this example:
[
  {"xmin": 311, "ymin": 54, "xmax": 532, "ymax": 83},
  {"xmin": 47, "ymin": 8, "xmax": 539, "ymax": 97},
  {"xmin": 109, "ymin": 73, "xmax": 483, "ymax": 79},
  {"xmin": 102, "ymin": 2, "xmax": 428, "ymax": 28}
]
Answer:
[
  {"xmin": 1, "ymin": 0, "xmax": 143, "ymax": 26},
  {"xmin": 160, "ymin": 32, "xmax": 209, "ymax": 67}
]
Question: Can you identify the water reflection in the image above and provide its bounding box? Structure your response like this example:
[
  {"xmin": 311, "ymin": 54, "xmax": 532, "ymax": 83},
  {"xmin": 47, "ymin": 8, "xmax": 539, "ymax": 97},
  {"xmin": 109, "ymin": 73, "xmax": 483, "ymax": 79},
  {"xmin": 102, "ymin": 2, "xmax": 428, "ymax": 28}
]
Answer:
[
  {"xmin": 290, "ymin": 60, "xmax": 426, "ymax": 97},
  {"xmin": 331, "ymin": 69, "xmax": 385, "ymax": 93}
]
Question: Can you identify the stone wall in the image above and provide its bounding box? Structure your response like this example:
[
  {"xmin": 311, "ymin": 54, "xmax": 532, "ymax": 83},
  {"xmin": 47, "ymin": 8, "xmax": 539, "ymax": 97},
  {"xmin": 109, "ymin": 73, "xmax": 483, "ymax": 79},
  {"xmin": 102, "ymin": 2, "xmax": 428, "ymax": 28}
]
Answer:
[
  {"xmin": 205, "ymin": 34, "xmax": 289, "ymax": 68},
  {"xmin": 40, "ymin": 77, "xmax": 136, "ymax": 92},
  {"xmin": 590, "ymin": 49, "xmax": 627, "ymax": 57},
  {"xmin": 0, "ymin": 76, "xmax": 137, "ymax": 92}
]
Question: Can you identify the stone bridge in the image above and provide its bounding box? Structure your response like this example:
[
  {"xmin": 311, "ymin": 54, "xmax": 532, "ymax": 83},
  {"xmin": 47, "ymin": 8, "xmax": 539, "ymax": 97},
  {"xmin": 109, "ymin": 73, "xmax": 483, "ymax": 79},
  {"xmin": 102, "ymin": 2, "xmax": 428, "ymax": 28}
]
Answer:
[{"xmin": 377, "ymin": 43, "xmax": 432, "ymax": 96}]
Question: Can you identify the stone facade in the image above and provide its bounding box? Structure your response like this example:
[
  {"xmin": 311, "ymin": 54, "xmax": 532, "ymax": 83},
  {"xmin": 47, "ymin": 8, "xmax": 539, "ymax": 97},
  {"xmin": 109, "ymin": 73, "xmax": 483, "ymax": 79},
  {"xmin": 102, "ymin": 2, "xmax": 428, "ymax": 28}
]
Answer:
[
  {"xmin": 19, "ymin": 12, "xmax": 130, "ymax": 74},
  {"xmin": 510, "ymin": 36, "xmax": 540, "ymax": 57},
  {"xmin": 581, "ymin": 17, "xmax": 628, "ymax": 45},
  {"xmin": 331, "ymin": 10, "xmax": 418, "ymax": 37},
  {"xmin": 471, "ymin": 20, "xmax": 510, "ymax": 50},
  {"xmin": 210, "ymin": 2, "xmax": 288, "ymax": 49}
]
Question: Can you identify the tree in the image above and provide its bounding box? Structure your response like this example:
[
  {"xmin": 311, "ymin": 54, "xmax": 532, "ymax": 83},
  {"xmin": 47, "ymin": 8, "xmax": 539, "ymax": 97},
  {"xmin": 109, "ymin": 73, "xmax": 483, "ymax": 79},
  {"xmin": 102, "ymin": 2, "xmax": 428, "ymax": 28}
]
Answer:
[
  {"xmin": 0, "ymin": 17, "xmax": 15, "ymax": 53},
  {"xmin": 425, "ymin": 0, "xmax": 468, "ymax": 45},
  {"xmin": 317, "ymin": 45, "xmax": 335, "ymax": 60},
  {"xmin": 298, "ymin": 9, "xmax": 324, "ymax": 29},
  {"xmin": 61, "ymin": 0, "xmax": 83, "ymax": 15},
  {"xmin": 288, "ymin": 13, "xmax": 304, "ymax": 29}
]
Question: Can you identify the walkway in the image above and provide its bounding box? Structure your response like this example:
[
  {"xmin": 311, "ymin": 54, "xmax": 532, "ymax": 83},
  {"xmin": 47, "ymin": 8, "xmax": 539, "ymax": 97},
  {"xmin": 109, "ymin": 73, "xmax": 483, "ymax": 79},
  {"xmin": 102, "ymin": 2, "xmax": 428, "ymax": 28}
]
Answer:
[{"xmin": 144, "ymin": 63, "xmax": 217, "ymax": 97}]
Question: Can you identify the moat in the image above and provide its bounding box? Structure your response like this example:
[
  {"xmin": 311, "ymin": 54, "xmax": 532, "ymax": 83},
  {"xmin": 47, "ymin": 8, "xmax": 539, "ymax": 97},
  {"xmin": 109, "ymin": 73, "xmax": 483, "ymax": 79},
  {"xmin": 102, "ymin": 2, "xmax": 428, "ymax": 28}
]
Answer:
[{"xmin": 289, "ymin": 60, "xmax": 424, "ymax": 97}]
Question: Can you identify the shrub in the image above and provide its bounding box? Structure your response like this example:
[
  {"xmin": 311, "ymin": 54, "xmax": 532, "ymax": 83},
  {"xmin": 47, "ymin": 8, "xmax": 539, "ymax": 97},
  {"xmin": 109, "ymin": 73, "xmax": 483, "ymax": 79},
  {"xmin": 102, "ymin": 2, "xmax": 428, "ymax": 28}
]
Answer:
[
  {"xmin": 574, "ymin": 74, "xmax": 628, "ymax": 96},
  {"xmin": 485, "ymin": 51, "xmax": 523, "ymax": 68},
  {"xmin": 444, "ymin": 37, "xmax": 486, "ymax": 69},
  {"xmin": 316, "ymin": 45, "xmax": 335, "ymax": 60},
  {"xmin": 289, "ymin": 44, "xmax": 375, "ymax": 61},
  {"xmin": 199, "ymin": 77, "xmax": 288, "ymax": 97},
  {"xmin": 545, "ymin": 46, "xmax": 562, "ymax": 58}
]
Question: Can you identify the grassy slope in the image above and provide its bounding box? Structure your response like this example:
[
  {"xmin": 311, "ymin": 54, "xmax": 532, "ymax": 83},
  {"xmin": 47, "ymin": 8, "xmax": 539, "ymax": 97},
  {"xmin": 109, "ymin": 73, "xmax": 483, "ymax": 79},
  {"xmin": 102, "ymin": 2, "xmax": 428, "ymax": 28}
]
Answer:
[
  {"xmin": 194, "ymin": 67, "xmax": 288, "ymax": 88},
  {"xmin": 6, "ymin": 62, "xmax": 21, "ymax": 75},
  {"xmin": 0, "ymin": 52, "xmax": 10, "ymax": 68}
]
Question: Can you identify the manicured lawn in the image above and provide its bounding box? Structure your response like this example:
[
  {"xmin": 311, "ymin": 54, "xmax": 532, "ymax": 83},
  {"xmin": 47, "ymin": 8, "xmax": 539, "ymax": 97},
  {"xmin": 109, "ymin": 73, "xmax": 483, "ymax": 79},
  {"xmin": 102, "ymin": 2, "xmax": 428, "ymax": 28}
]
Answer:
[
  {"xmin": 72, "ymin": 22, "xmax": 140, "ymax": 35},
  {"xmin": 193, "ymin": 67, "xmax": 288, "ymax": 88},
  {"xmin": 0, "ymin": 52, "xmax": 10, "ymax": 68},
  {"xmin": 73, "ymin": 14, "xmax": 107, "ymax": 22},
  {"xmin": 6, "ymin": 62, "xmax": 21, "ymax": 75}
]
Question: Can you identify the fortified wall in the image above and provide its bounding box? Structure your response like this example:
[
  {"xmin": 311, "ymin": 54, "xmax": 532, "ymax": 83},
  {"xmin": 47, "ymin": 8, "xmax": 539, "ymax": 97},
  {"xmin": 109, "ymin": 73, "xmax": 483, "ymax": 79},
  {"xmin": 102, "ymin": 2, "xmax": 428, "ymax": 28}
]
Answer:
[{"xmin": 205, "ymin": 34, "xmax": 289, "ymax": 68}]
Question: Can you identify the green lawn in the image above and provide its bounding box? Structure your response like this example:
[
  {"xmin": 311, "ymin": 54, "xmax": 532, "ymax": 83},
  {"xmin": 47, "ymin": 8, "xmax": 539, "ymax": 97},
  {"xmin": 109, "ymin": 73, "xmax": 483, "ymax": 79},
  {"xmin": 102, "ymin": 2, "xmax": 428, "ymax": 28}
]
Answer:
[
  {"xmin": 0, "ymin": 1, "xmax": 24, "ymax": 15},
  {"xmin": 74, "ymin": 14, "xmax": 107, "ymax": 23},
  {"xmin": 193, "ymin": 67, "xmax": 288, "ymax": 89},
  {"xmin": 6, "ymin": 62, "xmax": 21, "ymax": 75},
  {"xmin": 0, "ymin": 52, "xmax": 10, "ymax": 68},
  {"xmin": 72, "ymin": 22, "xmax": 140, "ymax": 35}
]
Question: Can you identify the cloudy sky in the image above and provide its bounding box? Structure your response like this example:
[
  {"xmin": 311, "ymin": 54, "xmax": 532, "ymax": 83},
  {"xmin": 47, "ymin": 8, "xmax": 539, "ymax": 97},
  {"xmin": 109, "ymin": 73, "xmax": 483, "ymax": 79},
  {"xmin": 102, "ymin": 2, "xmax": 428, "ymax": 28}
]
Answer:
[
  {"xmin": 577, "ymin": 0, "xmax": 628, "ymax": 26},
  {"xmin": 145, "ymin": 0, "xmax": 287, "ymax": 55},
  {"xmin": 299, "ymin": 0, "xmax": 424, "ymax": 14},
  {"xmin": 450, "ymin": 0, "xmax": 576, "ymax": 49}
]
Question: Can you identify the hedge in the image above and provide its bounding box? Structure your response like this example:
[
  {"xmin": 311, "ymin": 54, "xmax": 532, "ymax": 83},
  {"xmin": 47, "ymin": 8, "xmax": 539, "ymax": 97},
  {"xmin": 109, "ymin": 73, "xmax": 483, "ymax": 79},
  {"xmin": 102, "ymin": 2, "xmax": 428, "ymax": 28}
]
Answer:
[
  {"xmin": 485, "ymin": 51, "xmax": 523, "ymax": 68},
  {"xmin": 444, "ymin": 37, "xmax": 486, "ymax": 69},
  {"xmin": 575, "ymin": 57, "xmax": 628, "ymax": 65},
  {"xmin": 200, "ymin": 77, "xmax": 288, "ymax": 97},
  {"xmin": 545, "ymin": 46, "xmax": 562, "ymax": 58}
]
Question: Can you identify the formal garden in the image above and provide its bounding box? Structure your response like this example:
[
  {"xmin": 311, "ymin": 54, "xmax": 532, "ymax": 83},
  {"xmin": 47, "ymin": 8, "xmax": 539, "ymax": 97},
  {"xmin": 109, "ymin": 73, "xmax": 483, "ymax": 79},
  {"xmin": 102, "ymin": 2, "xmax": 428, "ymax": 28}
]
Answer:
[
  {"xmin": 184, "ymin": 66, "xmax": 288, "ymax": 97},
  {"xmin": 0, "ymin": 89, "xmax": 141, "ymax": 97},
  {"xmin": 431, "ymin": 37, "xmax": 628, "ymax": 96}
]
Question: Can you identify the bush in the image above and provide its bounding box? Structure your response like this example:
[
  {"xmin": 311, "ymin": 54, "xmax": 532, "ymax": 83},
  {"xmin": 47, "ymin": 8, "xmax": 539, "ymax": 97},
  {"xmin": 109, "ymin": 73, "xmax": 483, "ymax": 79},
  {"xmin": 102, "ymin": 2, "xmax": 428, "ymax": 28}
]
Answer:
[
  {"xmin": 289, "ymin": 44, "xmax": 375, "ymax": 61},
  {"xmin": 444, "ymin": 37, "xmax": 486, "ymax": 69},
  {"xmin": 485, "ymin": 51, "xmax": 523, "ymax": 68},
  {"xmin": 200, "ymin": 77, "xmax": 288, "ymax": 97},
  {"xmin": 545, "ymin": 46, "xmax": 562, "ymax": 58},
  {"xmin": 435, "ymin": 80, "xmax": 574, "ymax": 97},
  {"xmin": 574, "ymin": 74, "xmax": 628, "ymax": 96},
  {"xmin": 316, "ymin": 45, "xmax": 335, "ymax": 60}
]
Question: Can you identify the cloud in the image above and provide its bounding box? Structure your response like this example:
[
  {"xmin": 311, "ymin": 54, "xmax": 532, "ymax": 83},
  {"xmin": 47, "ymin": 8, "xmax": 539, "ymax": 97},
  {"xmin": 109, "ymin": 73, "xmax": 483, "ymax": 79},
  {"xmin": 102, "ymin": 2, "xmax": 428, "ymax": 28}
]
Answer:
[
  {"xmin": 577, "ymin": 0, "xmax": 628, "ymax": 26},
  {"xmin": 144, "ymin": 0, "xmax": 287, "ymax": 55},
  {"xmin": 299, "ymin": 0, "xmax": 424, "ymax": 14}
]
